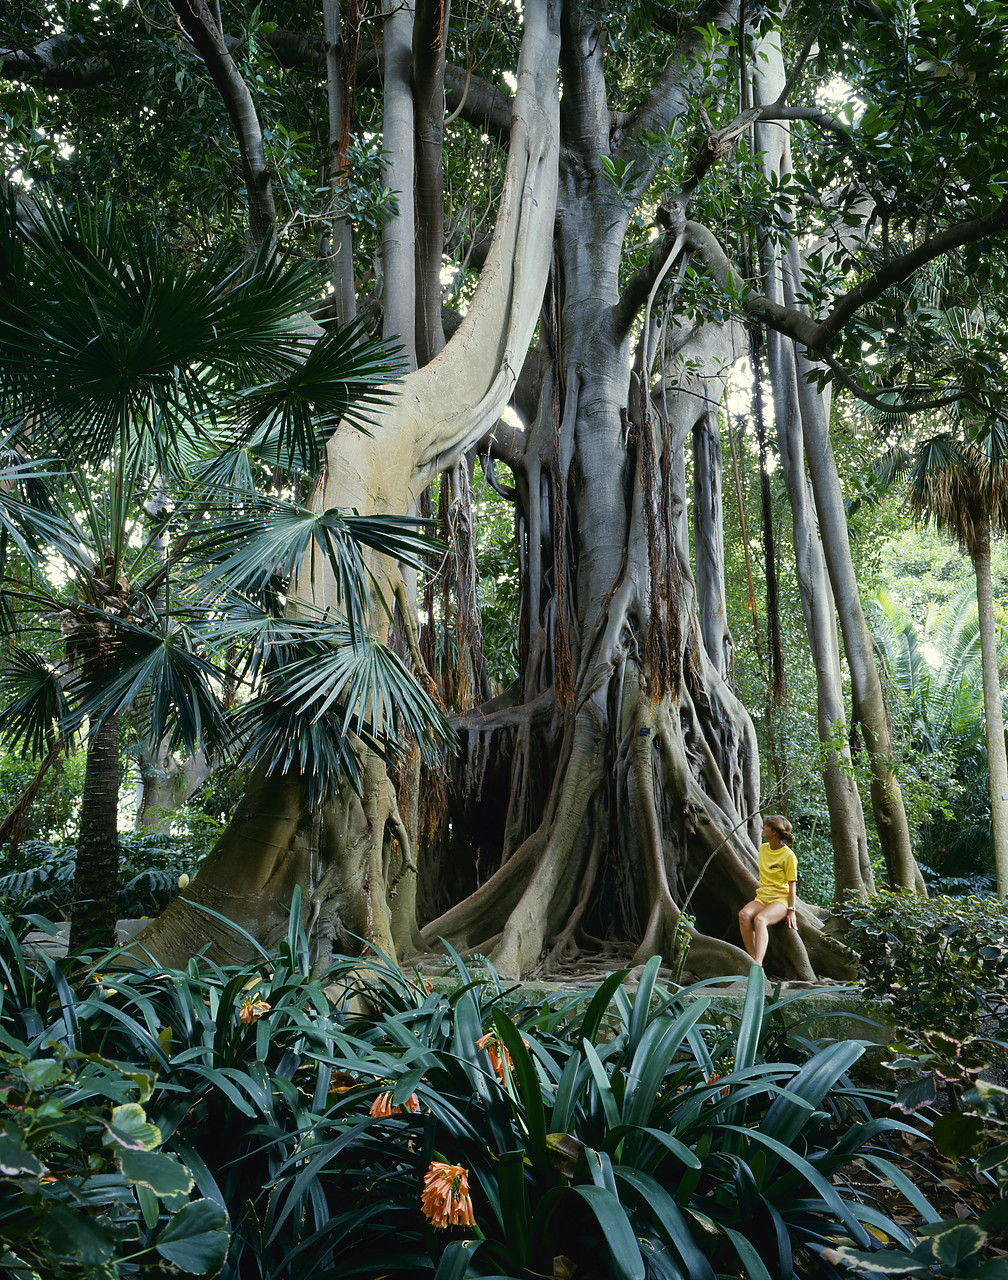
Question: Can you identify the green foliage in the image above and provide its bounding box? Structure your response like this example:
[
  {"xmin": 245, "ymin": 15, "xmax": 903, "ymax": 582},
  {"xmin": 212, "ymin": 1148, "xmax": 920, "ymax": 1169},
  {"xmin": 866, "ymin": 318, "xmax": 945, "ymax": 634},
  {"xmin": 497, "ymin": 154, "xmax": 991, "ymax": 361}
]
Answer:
[
  {"xmin": 0, "ymin": 907, "xmax": 947, "ymax": 1279},
  {"xmin": 0, "ymin": 1035, "xmax": 229, "ymax": 1278},
  {"xmin": 0, "ymin": 835, "xmax": 206, "ymax": 920},
  {"xmin": 837, "ymin": 890, "xmax": 1008, "ymax": 1039},
  {"xmin": 0, "ymin": 749, "xmax": 86, "ymax": 844},
  {"xmin": 824, "ymin": 1031, "xmax": 1008, "ymax": 1279}
]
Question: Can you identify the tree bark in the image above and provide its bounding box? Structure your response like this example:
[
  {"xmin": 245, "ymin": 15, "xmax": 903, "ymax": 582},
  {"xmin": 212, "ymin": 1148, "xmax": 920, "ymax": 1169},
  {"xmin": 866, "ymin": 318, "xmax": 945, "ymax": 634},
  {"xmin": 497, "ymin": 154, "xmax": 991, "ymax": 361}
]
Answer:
[
  {"xmin": 170, "ymin": 0, "xmax": 276, "ymax": 255},
  {"xmin": 413, "ymin": 0, "xmax": 449, "ymax": 365},
  {"xmin": 750, "ymin": 64, "xmax": 873, "ymax": 902},
  {"xmin": 382, "ymin": 0, "xmax": 417, "ymax": 365},
  {"xmin": 970, "ymin": 514, "xmax": 1008, "ymax": 898},
  {"xmin": 323, "ymin": 0, "xmax": 357, "ymax": 326},
  {"xmin": 70, "ymin": 713, "xmax": 121, "ymax": 952},
  {"xmin": 136, "ymin": 743, "xmax": 212, "ymax": 833},
  {"xmin": 137, "ymin": 0, "xmax": 563, "ymax": 971}
]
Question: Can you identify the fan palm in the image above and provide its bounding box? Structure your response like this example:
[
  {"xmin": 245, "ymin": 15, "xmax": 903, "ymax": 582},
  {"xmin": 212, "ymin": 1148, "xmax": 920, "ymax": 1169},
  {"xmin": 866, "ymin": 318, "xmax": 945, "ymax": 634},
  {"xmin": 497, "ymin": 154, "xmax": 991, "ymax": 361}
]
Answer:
[
  {"xmin": 0, "ymin": 196, "xmax": 450, "ymax": 949},
  {"xmin": 906, "ymin": 430, "xmax": 1008, "ymax": 898},
  {"xmin": 870, "ymin": 584, "xmax": 985, "ymax": 756}
]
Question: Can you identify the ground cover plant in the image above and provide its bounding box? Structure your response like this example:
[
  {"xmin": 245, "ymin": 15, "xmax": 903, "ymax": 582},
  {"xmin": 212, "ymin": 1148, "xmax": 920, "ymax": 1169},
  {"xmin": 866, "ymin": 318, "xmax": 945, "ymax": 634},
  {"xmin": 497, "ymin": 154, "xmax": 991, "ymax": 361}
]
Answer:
[
  {"xmin": 836, "ymin": 890, "xmax": 1008, "ymax": 1041},
  {"xmin": 2, "ymin": 901, "xmax": 994, "ymax": 1280}
]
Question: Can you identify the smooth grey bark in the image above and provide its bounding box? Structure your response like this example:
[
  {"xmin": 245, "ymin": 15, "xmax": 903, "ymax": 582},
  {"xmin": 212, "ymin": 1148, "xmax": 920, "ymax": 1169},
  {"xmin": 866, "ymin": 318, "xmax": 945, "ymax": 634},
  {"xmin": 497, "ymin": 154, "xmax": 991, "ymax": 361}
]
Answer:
[
  {"xmin": 971, "ymin": 517, "xmax": 1008, "ymax": 898},
  {"xmin": 422, "ymin": 1, "xmax": 844, "ymax": 982},
  {"xmin": 413, "ymin": 0, "xmax": 449, "ymax": 365},
  {"xmin": 382, "ymin": 0, "xmax": 417, "ymax": 365},
  {"xmin": 693, "ymin": 405, "xmax": 733, "ymax": 684},
  {"xmin": 323, "ymin": 0, "xmax": 357, "ymax": 326},
  {"xmin": 789, "ymin": 330, "xmax": 924, "ymax": 894},
  {"xmin": 750, "ymin": 67, "xmax": 873, "ymax": 902},
  {"xmin": 135, "ymin": 744, "xmax": 212, "ymax": 833},
  {"xmin": 139, "ymin": 0, "xmax": 563, "ymax": 971}
]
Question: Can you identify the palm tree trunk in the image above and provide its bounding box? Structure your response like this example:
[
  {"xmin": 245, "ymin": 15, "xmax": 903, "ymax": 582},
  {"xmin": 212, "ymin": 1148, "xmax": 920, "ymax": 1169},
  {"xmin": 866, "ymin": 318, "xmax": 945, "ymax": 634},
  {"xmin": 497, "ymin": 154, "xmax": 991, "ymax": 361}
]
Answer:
[
  {"xmin": 970, "ymin": 517, "xmax": 1008, "ymax": 898},
  {"xmin": 70, "ymin": 712, "xmax": 121, "ymax": 951}
]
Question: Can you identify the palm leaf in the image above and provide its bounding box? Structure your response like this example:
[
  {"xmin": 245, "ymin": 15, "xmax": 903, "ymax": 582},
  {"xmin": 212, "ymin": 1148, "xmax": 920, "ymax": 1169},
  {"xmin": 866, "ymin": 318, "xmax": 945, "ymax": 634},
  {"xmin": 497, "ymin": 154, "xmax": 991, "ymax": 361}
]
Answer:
[
  {"xmin": 227, "ymin": 317, "xmax": 404, "ymax": 474},
  {"xmin": 65, "ymin": 606, "xmax": 230, "ymax": 756},
  {"xmin": 0, "ymin": 648, "xmax": 69, "ymax": 758},
  {"xmin": 228, "ymin": 614, "xmax": 453, "ymax": 804},
  {"xmin": 190, "ymin": 498, "xmax": 438, "ymax": 639},
  {"xmin": 0, "ymin": 199, "xmax": 348, "ymax": 475}
]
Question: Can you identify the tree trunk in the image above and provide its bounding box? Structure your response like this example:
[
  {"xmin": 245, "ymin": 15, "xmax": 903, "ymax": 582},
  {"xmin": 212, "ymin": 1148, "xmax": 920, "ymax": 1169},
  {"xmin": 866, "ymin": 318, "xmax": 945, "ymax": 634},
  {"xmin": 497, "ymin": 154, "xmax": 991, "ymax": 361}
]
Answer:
[
  {"xmin": 70, "ymin": 713, "xmax": 121, "ymax": 952},
  {"xmin": 137, "ymin": 0, "xmax": 563, "ymax": 971},
  {"xmin": 382, "ymin": 0, "xmax": 417, "ymax": 364},
  {"xmin": 971, "ymin": 514, "xmax": 1008, "ymax": 898},
  {"xmin": 136, "ymin": 742, "xmax": 212, "ymax": 833},
  {"xmin": 750, "ymin": 63, "xmax": 873, "ymax": 902},
  {"xmin": 323, "ymin": 0, "xmax": 358, "ymax": 327},
  {"xmin": 413, "ymin": 0, "xmax": 449, "ymax": 365}
]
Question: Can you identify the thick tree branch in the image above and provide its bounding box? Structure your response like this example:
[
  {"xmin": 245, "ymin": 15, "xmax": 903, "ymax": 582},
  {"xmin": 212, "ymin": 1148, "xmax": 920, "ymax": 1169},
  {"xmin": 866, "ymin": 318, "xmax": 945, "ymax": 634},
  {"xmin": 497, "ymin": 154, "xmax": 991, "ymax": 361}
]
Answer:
[
  {"xmin": 170, "ymin": 0, "xmax": 276, "ymax": 253},
  {"xmin": 616, "ymin": 0, "xmax": 739, "ymax": 152},
  {"xmin": 0, "ymin": 36, "xmax": 112, "ymax": 88},
  {"xmin": 817, "ymin": 195, "xmax": 1008, "ymax": 345},
  {"xmin": 819, "ymin": 352, "xmax": 978, "ymax": 416},
  {"xmin": 759, "ymin": 103, "xmax": 849, "ymax": 138},
  {"xmin": 445, "ymin": 62, "xmax": 511, "ymax": 143},
  {"xmin": 684, "ymin": 192, "xmax": 1008, "ymax": 353}
]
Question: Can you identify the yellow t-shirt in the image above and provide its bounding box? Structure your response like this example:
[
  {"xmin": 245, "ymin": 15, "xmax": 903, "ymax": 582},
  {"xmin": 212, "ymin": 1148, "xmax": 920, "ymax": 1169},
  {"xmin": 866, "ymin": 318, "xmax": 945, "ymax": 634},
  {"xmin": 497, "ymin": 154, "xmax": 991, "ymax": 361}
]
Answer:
[{"xmin": 756, "ymin": 841, "xmax": 798, "ymax": 905}]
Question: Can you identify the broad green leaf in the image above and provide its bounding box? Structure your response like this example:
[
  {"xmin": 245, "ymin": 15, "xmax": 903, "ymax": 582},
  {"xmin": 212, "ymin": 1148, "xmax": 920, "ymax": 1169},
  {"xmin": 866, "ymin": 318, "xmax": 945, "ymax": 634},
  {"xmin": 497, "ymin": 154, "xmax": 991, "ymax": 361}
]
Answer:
[
  {"xmin": 155, "ymin": 1199, "xmax": 230, "ymax": 1274},
  {"xmin": 41, "ymin": 1203, "xmax": 116, "ymax": 1266},
  {"xmin": 107, "ymin": 1102, "xmax": 161, "ymax": 1151},
  {"xmin": 0, "ymin": 1135, "xmax": 45, "ymax": 1177},
  {"xmin": 120, "ymin": 1148, "xmax": 194, "ymax": 1198}
]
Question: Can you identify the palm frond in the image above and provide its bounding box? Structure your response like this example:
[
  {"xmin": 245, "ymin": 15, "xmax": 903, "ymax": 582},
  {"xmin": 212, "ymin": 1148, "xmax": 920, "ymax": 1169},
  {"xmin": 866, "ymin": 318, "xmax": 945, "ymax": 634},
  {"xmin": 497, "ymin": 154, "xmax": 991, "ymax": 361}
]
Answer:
[
  {"xmin": 227, "ymin": 318, "xmax": 404, "ymax": 474},
  {"xmin": 190, "ymin": 499, "xmax": 438, "ymax": 638},
  {"xmin": 65, "ymin": 606, "xmax": 230, "ymax": 757},
  {"xmin": 215, "ymin": 611, "xmax": 453, "ymax": 805},
  {"xmin": 0, "ymin": 199, "xmax": 344, "ymax": 474},
  {"xmin": 0, "ymin": 649, "xmax": 69, "ymax": 758}
]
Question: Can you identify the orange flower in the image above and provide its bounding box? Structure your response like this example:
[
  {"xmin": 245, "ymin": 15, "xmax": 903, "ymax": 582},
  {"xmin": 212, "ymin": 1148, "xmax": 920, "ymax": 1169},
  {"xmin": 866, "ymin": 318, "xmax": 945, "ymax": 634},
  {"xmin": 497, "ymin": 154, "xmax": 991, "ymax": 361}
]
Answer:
[
  {"xmin": 239, "ymin": 997, "xmax": 271, "ymax": 1025},
  {"xmin": 707, "ymin": 1072, "xmax": 730, "ymax": 1099},
  {"xmin": 476, "ymin": 1031, "xmax": 529, "ymax": 1083},
  {"xmin": 369, "ymin": 1090, "xmax": 420, "ymax": 1117},
  {"xmin": 421, "ymin": 1160, "xmax": 475, "ymax": 1229}
]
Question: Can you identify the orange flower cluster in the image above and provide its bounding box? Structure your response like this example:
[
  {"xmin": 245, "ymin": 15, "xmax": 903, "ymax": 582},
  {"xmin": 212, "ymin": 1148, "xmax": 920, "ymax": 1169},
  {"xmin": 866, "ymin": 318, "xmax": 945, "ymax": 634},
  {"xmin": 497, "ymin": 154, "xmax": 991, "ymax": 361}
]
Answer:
[
  {"xmin": 707, "ymin": 1072, "xmax": 730, "ymax": 1099},
  {"xmin": 238, "ymin": 997, "xmax": 271, "ymax": 1025},
  {"xmin": 476, "ymin": 1031, "xmax": 529, "ymax": 1083},
  {"xmin": 420, "ymin": 1160, "xmax": 475, "ymax": 1229},
  {"xmin": 369, "ymin": 1090, "xmax": 420, "ymax": 1118}
]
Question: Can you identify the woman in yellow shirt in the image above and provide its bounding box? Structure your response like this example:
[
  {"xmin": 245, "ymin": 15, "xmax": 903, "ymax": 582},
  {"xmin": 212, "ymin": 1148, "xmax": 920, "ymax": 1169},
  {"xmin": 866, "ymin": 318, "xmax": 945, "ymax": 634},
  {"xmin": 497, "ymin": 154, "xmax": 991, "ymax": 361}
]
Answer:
[{"xmin": 738, "ymin": 814, "xmax": 798, "ymax": 966}]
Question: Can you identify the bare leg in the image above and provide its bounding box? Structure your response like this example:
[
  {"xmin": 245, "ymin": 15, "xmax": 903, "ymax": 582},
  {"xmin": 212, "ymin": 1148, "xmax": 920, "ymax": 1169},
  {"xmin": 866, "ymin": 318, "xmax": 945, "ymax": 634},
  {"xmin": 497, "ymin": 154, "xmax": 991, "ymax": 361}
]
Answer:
[
  {"xmin": 752, "ymin": 900, "xmax": 788, "ymax": 966},
  {"xmin": 738, "ymin": 900, "xmax": 762, "ymax": 960}
]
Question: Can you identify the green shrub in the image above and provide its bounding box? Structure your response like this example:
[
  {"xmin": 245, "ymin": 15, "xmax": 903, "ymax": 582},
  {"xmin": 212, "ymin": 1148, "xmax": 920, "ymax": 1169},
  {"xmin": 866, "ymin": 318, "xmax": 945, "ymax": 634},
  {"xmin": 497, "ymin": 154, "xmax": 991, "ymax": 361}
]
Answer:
[
  {"xmin": 837, "ymin": 889, "xmax": 1008, "ymax": 1039},
  {"xmin": 0, "ymin": 923, "xmax": 229, "ymax": 1278},
  {"xmin": 0, "ymin": 834, "xmax": 207, "ymax": 920},
  {"xmin": 0, "ymin": 903, "xmax": 960, "ymax": 1280}
]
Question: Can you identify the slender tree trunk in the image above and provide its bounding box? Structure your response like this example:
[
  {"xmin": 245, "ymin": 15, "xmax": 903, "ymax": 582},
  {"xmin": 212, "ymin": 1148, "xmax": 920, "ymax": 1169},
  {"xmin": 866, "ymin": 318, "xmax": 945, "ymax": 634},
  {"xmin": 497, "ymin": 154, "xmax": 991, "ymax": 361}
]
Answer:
[
  {"xmin": 414, "ymin": 0, "xmax": 449, "ymax": 365},
  {"xmin": 693, "ymin": 406, "xmax": 733, "ymax": 683},
  {"xmin": 751, "ymin": 82, "xmax": 873, "ymax": 902},
  {"xmin": 323, "ymin": 0, "xmax": 358, "ymax": 326},
  {"xmin": 171, "ymin": 0, "xmax": 276, "ymax": 255},
  {"xmin": 70, "ymin": 713, "xmax": 121, "ymax": 951},
  {"xmin": 971, "ymin": 515, "xmax": 1008, "ymax": 898},
  {"xmin": 789, "ymin": 335, "xmax": 925, "ymax": 894},
  {"xmin": 382, "ymin": 0, "xmax": 417, "ymax": 364}
]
